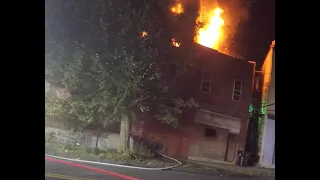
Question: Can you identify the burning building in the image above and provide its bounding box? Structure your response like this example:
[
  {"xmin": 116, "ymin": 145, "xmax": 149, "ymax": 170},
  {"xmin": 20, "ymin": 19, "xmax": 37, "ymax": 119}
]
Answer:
[
  {"xmin": 169, "ymin": 0, "xmax": 250, "ymax": 58},
  {"xmin": 131, "ymin": 42, "xmax": 255, "ymax": 163},
  {"xmin": 130, "ymin": 0, "xmax": 257, "ymax": 164}
]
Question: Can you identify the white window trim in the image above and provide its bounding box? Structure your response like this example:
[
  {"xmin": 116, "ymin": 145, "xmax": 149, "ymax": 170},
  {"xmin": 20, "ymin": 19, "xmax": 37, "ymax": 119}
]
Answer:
[
  {"xmin": 232, "ymin": 79, "xmax": 242, "ymax": 102},
  {"xmin": 200, "ymin": 71, "xmax": 212, "ymax": 93}
]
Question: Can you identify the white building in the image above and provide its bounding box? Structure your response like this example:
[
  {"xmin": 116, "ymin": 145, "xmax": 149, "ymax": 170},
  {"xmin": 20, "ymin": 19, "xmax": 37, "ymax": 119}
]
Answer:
[{"xmin": 259, "ymin": 40, "xmax": 275, "ymax": 168}]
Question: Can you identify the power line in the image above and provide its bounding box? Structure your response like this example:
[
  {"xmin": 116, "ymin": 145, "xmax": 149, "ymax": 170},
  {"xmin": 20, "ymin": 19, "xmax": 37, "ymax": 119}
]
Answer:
[{"xmin": 265, "ymin": 103, "xmax": 275, "ymax": 107}]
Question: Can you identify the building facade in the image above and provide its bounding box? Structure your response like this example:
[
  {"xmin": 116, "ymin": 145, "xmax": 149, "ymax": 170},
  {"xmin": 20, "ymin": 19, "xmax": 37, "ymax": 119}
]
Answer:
[
  {"xmin": 259, "ymin": 40, "xmax": 275, "ymax": 168},
  {"xmin": 132, "ymin": 43, "xmax": 255, "ymax": 163}
]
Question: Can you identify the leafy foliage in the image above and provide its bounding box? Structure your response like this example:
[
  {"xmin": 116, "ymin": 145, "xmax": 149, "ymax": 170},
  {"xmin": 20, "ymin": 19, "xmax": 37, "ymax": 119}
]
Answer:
[{"xmin": 45, "ymin": 0, "xmax": 199, "ymax": 131}]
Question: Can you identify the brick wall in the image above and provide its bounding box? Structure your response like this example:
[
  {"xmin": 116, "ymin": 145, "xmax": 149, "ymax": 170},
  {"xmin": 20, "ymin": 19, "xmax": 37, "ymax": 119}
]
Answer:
[
  {"xmin": 132, "ymin": 44, "xmax": 255, "ymax": 161},
  {"xmin": 175, "ymin": 45, "xmax": 254, "ymax": 150},
  {"xmin": 183, "ymin": 45, "xmax": 254, "ymax": 120},
  {"xmin": 134, "ymin": 116, "xmax": 236, "ymax": 160}
]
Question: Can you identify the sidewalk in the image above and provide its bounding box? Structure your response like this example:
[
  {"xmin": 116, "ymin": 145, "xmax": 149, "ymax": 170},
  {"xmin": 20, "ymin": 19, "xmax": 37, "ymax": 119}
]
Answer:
[{"xmin": 179, "ymin": 159, "xmax": 275, "ymax": 178}]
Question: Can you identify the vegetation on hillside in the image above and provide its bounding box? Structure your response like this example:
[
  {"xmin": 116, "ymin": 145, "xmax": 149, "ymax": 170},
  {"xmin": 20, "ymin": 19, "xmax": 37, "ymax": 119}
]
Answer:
[{"xmin": 45, "ymin": 0, "xmax": 199, "ymax": 152}]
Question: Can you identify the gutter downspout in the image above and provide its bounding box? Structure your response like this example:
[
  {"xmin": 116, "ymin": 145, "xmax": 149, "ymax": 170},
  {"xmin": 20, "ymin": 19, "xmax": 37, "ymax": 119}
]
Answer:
[{"xmin": 248, "ymin": 61, "xmax": 257, "ymax": 91}]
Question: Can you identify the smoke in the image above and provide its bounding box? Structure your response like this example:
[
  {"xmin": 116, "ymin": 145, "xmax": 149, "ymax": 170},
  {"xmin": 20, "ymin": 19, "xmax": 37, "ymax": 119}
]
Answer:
[{"xmin": 178, "ymin": 0, "xmax": 257, "ymax": 58}]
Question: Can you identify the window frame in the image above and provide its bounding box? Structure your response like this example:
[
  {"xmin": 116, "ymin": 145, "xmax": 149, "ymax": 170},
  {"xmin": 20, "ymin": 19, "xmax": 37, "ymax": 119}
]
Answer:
[
  {"xmin": 232, "ymin": 79, "xmax": 242, "ymax": 102},
  {"xmin": 200, "ymin": 70, "xmax": 212, "ymax": 93},
  {"xmin": 204, "ymin": 128, "xmax": 217, "ymax": 137}
]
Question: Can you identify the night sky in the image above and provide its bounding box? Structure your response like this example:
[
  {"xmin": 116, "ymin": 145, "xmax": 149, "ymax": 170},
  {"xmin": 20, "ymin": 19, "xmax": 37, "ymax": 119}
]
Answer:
[
  {"xmin": 46, "ymin": 0, "xmax": 274, "ymax": 69},
  {"xmin": 235, "ymin": 0, "xmax": 275, "ymax": 69}
]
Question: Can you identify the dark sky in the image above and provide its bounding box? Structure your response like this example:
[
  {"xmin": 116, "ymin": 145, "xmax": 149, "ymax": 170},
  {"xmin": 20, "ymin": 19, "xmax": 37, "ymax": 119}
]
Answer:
[
  {"xmin": 46, "ymin": 0, "xmax": 274, "ymax": 69},
  {"xmin": 235, "ymin": 0, "xmax": 275, "ymax": 68}
]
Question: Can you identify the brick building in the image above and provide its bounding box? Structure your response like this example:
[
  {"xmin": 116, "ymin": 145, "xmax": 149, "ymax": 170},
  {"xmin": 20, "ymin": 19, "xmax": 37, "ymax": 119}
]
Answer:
[{"xmin": 132, "ymin": 43, "xmax": 255, "ymax": 163}]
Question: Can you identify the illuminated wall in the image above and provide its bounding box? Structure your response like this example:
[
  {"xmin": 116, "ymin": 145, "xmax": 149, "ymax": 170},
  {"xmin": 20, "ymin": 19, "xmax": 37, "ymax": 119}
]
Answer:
[
  {"xmin": 259, "ymin": 40, "xmax": 275, "ymax": 168},
  {"xmin": 267, "ymin": 47, "xmax": 275, "ymax": 114},
  {"xmin": 261, "ymin": 40, "xmax": 275, "ymax": 115}
]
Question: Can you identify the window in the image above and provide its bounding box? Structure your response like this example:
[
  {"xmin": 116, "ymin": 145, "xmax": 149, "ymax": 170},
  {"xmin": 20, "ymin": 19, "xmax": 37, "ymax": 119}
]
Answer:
[
  {"xmin": 229, "ymin": 134, "xmax": 236, "ymax": 140},
  {"xmin": 201, "ymin": 71, "xmax": 212, "ymax": 93},
  {"xmin": 232, "ymin": 79, "xmax": 242, "ymax": 102},
  {"xmin": 204, "ymin": 128, "xmax": 216, "ymax": 137}
]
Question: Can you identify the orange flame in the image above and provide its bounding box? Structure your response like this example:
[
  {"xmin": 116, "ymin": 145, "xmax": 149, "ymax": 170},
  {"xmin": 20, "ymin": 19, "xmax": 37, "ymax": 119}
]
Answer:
[
  {"xmin": 196, "ymin": 8, "xmax": 224, "ymax": 50},
  {"xmin": 141, "ymin": 31, "xmax": 148, "ymax": 38},
  {"xmin": 172, "ymin": 38, "xmax": 181, "ymax": 47},
  {"xmin": 171, "ymin": 3, "xmax": 184, "ymax": 15}
]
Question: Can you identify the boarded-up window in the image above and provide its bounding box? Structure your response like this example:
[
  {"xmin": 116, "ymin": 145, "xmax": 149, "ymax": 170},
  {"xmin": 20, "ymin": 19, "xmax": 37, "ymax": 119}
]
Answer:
[
  {"xmin": 204, "ymin": 128, "xmax": 216, "ymax": 137},
  {"xmin": 201, "ymin": 71, "xmax": 212, "ymax": 93},
  {"xmin": 229, "ymin": 134, "xmax": 236, "ymax": 140},
  {"xmin": 232, "ymin": 79, "xmax": 242, "ymax": 102}
]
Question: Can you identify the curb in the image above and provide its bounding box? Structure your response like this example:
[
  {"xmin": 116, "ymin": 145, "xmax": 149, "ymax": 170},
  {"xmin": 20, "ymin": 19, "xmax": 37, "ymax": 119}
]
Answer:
[
  {"xmin": 45, "ymin": 153, "xmax": 182, "ymax": 171},
  {"xmin": 171, "ymin": 168, "xmax": 274, "ymax": 179}
]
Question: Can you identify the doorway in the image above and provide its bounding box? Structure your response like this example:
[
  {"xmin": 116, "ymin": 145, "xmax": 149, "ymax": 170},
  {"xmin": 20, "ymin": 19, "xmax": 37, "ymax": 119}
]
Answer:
[{"xmin": 225, "ymin": 133, "xmax": 237, "ymax": 162}]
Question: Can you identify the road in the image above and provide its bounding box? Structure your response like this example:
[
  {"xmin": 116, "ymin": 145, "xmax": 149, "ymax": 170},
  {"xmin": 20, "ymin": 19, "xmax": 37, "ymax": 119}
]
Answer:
[{"xmin": 45, "ymin": 156, "xmax": 272, "ymax": 180}]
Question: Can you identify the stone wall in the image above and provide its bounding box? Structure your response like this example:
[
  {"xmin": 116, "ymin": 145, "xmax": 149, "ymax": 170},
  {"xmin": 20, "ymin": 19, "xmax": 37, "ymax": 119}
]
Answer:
[{"xmin": 45, "ymin": 127, "xmax": 120, "ymax": 150}]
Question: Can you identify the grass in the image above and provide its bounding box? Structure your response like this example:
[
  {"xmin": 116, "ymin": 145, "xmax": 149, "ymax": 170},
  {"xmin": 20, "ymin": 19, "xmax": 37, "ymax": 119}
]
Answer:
[{"xmin": 45, "ymin": 143, "xmax": 176, "ymax": 167}]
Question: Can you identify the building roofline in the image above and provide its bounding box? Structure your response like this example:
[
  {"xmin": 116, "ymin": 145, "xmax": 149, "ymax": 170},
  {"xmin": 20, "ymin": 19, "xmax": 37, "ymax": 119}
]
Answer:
[{"xmin": 271, "ymin": 40, "xmax": 275, "ymax": 48}]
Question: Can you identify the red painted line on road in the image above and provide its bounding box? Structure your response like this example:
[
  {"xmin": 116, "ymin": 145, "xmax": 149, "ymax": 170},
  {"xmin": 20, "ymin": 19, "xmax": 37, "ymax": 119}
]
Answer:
[{"xmin": 45, "ymin": 157, "xmax": 141, "ymax": 180}]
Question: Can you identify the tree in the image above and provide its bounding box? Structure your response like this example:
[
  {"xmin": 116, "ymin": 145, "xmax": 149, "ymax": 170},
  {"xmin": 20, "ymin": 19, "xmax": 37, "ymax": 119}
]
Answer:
[{"xmin": 45, "ymin": 0, "xmax": 199, "ymax": 153}]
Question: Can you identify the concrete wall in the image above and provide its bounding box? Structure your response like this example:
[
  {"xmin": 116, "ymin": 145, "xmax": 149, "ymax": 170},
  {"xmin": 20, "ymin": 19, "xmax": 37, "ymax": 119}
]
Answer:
[
  {"xmin": 45, "ymin": 127, "xmax": 120, "ymax": 150},
  {"xmin": 266, "ymin": 48, "xmax": 275, "ymax": 114},
  {"xmin": 259, "ymin": 40, "xmax": 275, "ymax": 168},
  {"xmin": 188, "ymin": 126, "xmax": 229, "ymax": 161},
  {"xmin": 261, "ymin": 40, "xmax": 275, "ymax": 114},
  {"xmin": 259, "ymin": 118, "xmax": 275, "ymax": 168}
]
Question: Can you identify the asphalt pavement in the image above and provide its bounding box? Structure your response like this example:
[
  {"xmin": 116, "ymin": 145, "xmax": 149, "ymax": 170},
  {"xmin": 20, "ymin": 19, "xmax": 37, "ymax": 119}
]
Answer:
[{"xmin": 45, "ymin": 156, "xmax": 273, "ymax": 180}]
